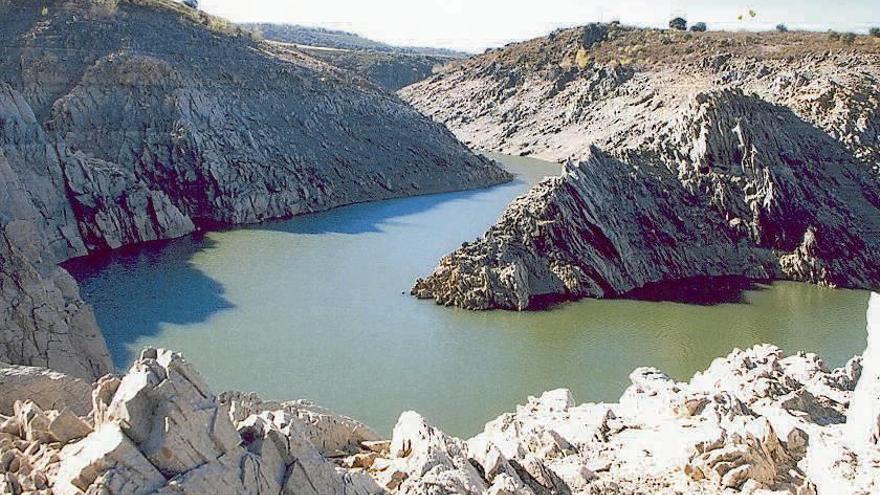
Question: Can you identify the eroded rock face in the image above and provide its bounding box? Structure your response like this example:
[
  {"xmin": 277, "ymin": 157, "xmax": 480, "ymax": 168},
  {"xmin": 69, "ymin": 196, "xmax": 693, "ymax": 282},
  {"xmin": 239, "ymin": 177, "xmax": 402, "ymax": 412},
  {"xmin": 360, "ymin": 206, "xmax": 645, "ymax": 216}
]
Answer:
[
  {"xmin": 0, "ymin": 348, "xmax": 385, "ymax": 495},
  {"xmin": 0, "ymin": 232, "xmax": 113, "ymax": 380},
  {"xmin": 405, "ymin": 26, "xmax": 880, "ymax": 310},
  {"xmin": 0, "ymin": 0, "xmax": 510, "ymax": 376},
  {"xmin": 0, "ymin": 294, "xmax": 877, "ymax": 494},
  {"xmin": 412, "ymin": 89, "xmax": 880, "ymax": 310}
]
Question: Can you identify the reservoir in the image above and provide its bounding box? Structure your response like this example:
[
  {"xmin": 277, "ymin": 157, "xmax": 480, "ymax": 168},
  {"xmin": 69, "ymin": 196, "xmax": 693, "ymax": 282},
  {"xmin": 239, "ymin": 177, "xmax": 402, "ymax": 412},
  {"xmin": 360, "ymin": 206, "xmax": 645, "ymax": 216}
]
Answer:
[{"xmin": 65, "ymin": 153, "xmax": 870, "ymax": 437}]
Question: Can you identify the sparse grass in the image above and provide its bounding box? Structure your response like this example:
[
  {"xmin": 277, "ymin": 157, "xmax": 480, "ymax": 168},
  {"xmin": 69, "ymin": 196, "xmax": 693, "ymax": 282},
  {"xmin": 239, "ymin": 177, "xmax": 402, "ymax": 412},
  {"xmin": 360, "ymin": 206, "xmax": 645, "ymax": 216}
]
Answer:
[
  {"xmin": 88, "ymin": 0, "xmax": 119, "ymax": 17},
  {"xmin": 124, "ymin": 0, "xmax": 261, "ymax": 39},
  {"xmin": 468, "ymin": 24, "xmax": 880, "ymax": 78}
]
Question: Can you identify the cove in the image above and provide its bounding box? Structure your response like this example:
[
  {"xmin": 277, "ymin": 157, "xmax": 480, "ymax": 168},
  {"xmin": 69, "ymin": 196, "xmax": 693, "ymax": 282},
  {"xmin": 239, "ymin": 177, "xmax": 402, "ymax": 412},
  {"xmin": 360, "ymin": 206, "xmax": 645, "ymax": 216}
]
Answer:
[{"xmin": 64, "ymin": 153, "xmax": 870, "ymax": 437}]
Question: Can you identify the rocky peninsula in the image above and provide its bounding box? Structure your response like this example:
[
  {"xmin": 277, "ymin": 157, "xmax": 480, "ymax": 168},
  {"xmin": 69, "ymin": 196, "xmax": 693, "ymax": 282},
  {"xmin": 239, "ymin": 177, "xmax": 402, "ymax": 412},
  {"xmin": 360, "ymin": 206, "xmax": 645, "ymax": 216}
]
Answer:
[
  {"xmin": 0, "ymin": 293, "xmax": 876, "ymax": 494},
  {"xmin": 405, "ymin": 24, "xmax": 880, "ymax": 310},
  {"xmin": 0, "ymin": 0, "xmax": 510, "ymax": 377}
]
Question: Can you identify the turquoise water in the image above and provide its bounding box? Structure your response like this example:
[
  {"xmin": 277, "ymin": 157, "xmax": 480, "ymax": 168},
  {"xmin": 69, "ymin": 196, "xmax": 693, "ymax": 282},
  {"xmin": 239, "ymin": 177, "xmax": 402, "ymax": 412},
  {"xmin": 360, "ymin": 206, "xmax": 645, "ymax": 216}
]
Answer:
[{"xmin": 65, "ymin": 153, "xmax": 870, "ymax": 437}]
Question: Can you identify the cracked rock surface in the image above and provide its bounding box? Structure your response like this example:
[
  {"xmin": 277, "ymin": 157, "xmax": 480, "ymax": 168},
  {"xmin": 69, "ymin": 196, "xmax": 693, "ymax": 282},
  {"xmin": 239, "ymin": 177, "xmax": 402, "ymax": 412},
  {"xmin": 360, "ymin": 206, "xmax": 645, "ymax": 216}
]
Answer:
[
  {"xmin": 404, "ymin": 24, "xmax": 880, "ymax": 310},
  {"xmin": 0, "ymin": 0, "xmax": 510, "ymax": 377},
  {"xmin": 1, "ymin": 294, "xmax": 877, "ymax": 494}
]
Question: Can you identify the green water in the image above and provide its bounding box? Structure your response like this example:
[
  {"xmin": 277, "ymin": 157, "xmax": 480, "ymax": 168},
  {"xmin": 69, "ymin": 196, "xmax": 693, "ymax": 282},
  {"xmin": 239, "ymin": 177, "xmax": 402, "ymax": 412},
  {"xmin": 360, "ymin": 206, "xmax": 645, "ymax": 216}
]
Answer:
[{"xmin": 65, "ymin": 154, "xmax": 870, "ymax": 437}]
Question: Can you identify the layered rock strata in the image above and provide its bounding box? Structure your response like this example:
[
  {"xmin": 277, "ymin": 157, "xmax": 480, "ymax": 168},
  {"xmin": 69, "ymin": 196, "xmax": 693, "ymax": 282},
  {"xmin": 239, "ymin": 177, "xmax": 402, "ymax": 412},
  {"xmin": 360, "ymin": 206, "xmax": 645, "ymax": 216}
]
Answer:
[
  {"xmin": 0, "ymin": 294, "xmax": 877, "ymax": 494},
  {"xmin": 0, "ymin": 0, "xmax": 510, "ymax": 375},
  {"xmin": 406, "ymin": 25, "xmax": 880, "ymax": 309}
]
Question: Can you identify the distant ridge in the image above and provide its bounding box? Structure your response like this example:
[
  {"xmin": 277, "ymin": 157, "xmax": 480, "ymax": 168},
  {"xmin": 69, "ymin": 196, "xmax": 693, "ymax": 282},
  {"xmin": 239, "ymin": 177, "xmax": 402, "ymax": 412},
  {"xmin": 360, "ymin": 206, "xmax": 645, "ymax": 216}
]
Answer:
[{"xmin": 241, "ymin": 22, "xmax": 469, "ymax": 59}]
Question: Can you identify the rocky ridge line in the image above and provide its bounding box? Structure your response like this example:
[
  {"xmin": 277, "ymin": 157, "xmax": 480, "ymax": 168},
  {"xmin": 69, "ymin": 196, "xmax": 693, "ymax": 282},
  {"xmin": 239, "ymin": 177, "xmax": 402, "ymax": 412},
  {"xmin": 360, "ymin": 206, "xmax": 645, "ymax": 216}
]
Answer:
[
  {"xmin": 405, "ymin": 25, "xmax": 880, "ymax": 310},
  {"xmin": 0, "ymin": 293, "xmax": 877, "ymax": 494}
]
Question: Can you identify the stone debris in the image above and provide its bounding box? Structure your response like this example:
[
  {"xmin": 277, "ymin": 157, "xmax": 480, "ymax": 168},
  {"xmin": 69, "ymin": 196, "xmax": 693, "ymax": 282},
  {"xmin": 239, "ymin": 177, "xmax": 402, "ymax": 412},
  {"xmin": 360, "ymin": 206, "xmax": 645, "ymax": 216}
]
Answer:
[{"xmin": 4, "ymin": 296, "xmax": 876, "ymax": 494}]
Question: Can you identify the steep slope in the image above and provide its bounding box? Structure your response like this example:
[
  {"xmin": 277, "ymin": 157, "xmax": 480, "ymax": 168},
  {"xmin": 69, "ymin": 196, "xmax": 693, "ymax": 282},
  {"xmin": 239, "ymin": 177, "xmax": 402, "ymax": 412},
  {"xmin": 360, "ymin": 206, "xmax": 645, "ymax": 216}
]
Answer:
[
  {"xmin": 247, "ymin": 23, "xmax": 464, "ymax": 91},
  {"xmin": 297, "ymin": 47, "xmax": 447, "ymax": 92},
  {"xmin": 0, "ymin": 0, "xmax": 511, "ymax": 376},
  {"xmin": 242, "ymin": 23, "xmax": 468, "ymax": 58},
  {"xmin": 405, "ymin": 25, "xmax": 880, "ymax": 310}
]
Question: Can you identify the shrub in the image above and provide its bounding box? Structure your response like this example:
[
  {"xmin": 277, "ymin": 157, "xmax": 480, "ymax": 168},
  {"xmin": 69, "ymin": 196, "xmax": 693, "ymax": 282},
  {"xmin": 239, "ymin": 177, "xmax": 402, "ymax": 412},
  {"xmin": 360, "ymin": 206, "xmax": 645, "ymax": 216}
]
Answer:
[
  {"xmin": 690, "ymin": 22, "xmax": 707, "ymax": 32},
  {"xmin": 776, "ymin": 24, "xmax": 788, "ymax": 33},
  {"xmin": 841, "ymin": 32, "xmax": 856, "ymax": 45},
  {"xmin": 870, "ymin": 27, "xmax": 880, "ymax": 37},
  {"xmin": 575, "ymin": 48, "xmax": 590, "ymax": 68},
  {"xmin": 828, "ymin": 30, "xmax": 841, "ymax": 41},
  {"xmin": 182, "ymin": 0, "xmax": 198, "ymax": 8},
  {"xmin": 669, "ymin": 17, "xmax": 687, "ymax": 31}
]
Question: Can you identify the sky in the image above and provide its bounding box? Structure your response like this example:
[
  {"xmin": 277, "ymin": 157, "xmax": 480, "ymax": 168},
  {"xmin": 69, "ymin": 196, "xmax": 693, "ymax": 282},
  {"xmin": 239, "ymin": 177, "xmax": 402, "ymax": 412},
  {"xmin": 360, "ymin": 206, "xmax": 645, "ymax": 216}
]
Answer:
[{"xmin": 200, "ymin": 0, "xmax": 880, "ymax": 53}]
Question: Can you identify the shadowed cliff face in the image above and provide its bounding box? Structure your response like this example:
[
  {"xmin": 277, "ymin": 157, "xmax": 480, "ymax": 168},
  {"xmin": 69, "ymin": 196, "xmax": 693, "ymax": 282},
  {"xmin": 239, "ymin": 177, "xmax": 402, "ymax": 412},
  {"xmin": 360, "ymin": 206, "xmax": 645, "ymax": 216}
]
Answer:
[
  {"xmin": 0, "ymin": 0, "xmax": 511, "ymax": 377},
  {"xmin": 406, "ymin": 25, "xmax": 880, "ymax": 310}
]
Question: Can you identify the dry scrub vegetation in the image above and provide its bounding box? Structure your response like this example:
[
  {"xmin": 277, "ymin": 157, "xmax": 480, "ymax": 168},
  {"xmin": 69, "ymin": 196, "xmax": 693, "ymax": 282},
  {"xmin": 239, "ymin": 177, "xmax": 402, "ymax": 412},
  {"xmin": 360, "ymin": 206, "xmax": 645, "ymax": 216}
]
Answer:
[{"xmin": 469, "ymin": 24, "xmax": 880, "ymax": 77}]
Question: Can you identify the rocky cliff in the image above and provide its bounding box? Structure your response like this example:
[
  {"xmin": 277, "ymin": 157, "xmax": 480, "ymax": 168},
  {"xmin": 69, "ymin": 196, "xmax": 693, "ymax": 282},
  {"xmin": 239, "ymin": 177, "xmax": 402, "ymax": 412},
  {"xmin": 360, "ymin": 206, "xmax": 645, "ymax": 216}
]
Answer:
[
  {"xmin": 405, "ymin": 25, "xmax": 880, "ymax": 309},
  {"xmin": 0, "ymin": 0, "xmax": 510, "ymax": 376},
  {"xmin": 297, "ymin": 47, "xmax": 447, "ymax": 92},
  {"xmin": 0, "ymin": 293, "xmax": 877, "ymax": 494}
]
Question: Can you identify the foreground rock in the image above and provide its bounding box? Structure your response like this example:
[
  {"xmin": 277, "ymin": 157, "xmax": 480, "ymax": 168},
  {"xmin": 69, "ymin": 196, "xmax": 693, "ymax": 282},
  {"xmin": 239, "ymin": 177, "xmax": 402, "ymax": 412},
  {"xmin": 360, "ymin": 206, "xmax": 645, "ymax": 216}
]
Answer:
[
  {"xmin": 405, "ymin": 25, "xmax": 880, "ymax": 309},
  {"xmin": 0, "ymin": 348, "xmax": 384, "ymax": 494},
  {"xmin": 361, "ymin": 293, "xmax": 879, "ymax": 494},
  {"xmin": 0, "ymin": 0, "xmax": 510, "ymax": 376},
  {"xmin": 1, "ymin": 294, "xmax": 877, "ymax": 494}
]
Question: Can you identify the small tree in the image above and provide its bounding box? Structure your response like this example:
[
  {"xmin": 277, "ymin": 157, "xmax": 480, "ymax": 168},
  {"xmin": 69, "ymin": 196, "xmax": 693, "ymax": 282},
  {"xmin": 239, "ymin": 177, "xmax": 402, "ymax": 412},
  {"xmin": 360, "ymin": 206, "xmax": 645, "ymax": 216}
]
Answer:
[
  {"xmin": 690, "ymin": 22, "xmax": 707, "ymax": 32},
  {"xmin": 841, "ymin": 32, "xmax": 857, "ymax": 45},
  {"xmin": 776, "ymin": 24, "xmax": 788, "ymax": 33},
  {"xmin": 870, "ymin": 27, "xmax": 880, "ymax": 38},
  {"xmin": 669, "ymin": 17, "xmax": 687, "ymax": 31}
]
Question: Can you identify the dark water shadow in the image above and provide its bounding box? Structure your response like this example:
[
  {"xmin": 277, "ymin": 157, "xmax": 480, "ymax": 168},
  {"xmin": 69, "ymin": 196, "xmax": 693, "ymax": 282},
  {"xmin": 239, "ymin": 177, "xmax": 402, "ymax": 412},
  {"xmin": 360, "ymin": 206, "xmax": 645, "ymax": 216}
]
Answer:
[
  {"xmin": 622, "ymin": 276, "xmax": 767, "ymax": 306},
  {"xmin": 246, "ymin": 181, "xmax": 524, "ymax": 236},
  {"xmin": 63, "ymin": 234, "xmax": 234, "ymax": 368}
]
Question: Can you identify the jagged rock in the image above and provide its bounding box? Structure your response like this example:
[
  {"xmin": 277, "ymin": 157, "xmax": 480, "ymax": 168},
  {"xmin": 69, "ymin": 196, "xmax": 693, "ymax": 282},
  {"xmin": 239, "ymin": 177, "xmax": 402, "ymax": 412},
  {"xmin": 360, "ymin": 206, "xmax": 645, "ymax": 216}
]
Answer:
[
  {"xmin": 846, "ymin": 292, "xmax": 880, "ymax": 448},
  {"xmin": 54, "ymin": 423, "xmax": 166, "ymax": 495},
  {"xmin": 0, "ymin": 363, "xmax": 93, "ymax": 415},
  {"xmin": 0, "ymin": 231, "xmax": 113, "ymax": 380},
  {"xmin": 405, "ymin": 27, "xmax": 880, "ymax": 310},
  {"xmin": 222, "ymin": 391, "xmax": 381, "ymax": 456},
  {"xmin": 0, "ymin": 292, "xmax": 877, "ymax": 494},
  {"xmin": 0, "ymin": 0, "xmax": 510, "ymax": 377}
]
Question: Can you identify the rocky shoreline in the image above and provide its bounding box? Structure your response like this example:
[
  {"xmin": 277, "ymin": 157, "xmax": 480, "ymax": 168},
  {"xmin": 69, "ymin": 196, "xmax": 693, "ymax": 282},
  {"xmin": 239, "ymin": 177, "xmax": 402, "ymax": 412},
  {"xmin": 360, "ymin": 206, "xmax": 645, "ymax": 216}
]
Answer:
[
  {"xmin": 0, "ymin": 0, "xmax": 511, "ymax": 378},
  {"xmin": 405, "ymin": 24, "xmax": 880, "ymax": 310},
  {"xmin": 0, "ymin": 293, "xmax": 876, "ymax": 494}
]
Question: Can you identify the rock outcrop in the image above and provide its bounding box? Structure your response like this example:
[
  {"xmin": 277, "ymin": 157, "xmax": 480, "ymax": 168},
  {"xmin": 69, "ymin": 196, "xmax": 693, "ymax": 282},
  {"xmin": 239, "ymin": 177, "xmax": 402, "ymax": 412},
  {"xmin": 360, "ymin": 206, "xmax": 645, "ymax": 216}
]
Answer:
[
  {"xmin": 1, "ymin": 293, "xmax": 877, "ymax": 494},
  {"xmin": 0, "ymin": 348, "xmax": 384, "ymax": 495},
  {"xmin": 405, "ymin": 25, "xmax": 880, "ymax": 309},
  {"xmin": 0, "ymin": 0, "xmax": 510, "ymax": 376}
]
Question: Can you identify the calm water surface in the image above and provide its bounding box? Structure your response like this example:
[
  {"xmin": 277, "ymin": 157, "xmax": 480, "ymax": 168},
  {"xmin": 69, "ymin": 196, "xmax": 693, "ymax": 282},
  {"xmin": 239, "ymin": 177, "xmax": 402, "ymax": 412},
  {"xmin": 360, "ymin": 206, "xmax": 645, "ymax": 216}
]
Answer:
[{"xmin": 65, "ymin": 154, "xmax": 870, "ymax": 437}]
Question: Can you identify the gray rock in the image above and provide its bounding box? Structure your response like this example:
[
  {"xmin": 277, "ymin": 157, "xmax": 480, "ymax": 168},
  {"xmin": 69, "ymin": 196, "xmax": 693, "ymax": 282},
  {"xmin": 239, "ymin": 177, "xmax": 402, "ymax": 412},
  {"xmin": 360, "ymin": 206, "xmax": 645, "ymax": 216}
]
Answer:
[{"xmin": 0, "ymin": 0, "xmax": 510, "ymax": 377}]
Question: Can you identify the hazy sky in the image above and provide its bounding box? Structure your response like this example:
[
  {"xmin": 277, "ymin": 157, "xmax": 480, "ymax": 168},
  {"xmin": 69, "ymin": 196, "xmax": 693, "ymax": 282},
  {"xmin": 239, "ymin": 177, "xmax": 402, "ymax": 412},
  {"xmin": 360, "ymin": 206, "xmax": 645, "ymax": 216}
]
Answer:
[{"xmin": 201, "ymin": 0, "xmax": 880, "ymax": 52}]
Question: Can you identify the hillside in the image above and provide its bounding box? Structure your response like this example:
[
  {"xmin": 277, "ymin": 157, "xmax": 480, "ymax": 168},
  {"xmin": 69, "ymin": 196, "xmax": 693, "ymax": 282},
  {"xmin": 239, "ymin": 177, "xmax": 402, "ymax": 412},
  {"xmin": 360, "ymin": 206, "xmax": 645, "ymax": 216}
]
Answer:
[
  {"xmin": 296, "ymin": 47, "xmax": 446, "ymax": 92},
  {"xmin": 242, "ymin": 22, "xmax": 468, "ymax": 58},
  {"xmin": 247, "ymin": 23, "xmax": 467, "ymax": 91},
  {"xmin": 404, "ymin": 24, "xmax": 880, "ymax": 310},
  {"xmin": 0, "ymin": 0, "xmax": 510, "ymax": 376}
]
